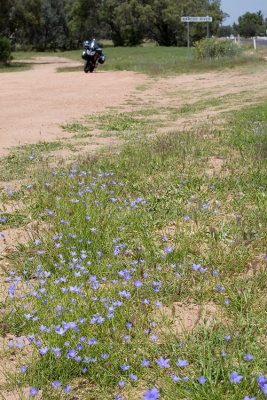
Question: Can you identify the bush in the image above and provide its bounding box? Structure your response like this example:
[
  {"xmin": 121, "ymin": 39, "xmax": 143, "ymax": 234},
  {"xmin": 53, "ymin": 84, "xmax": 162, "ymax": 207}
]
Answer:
[
  {"xmin": 0, "ymin": 37, "xmax": 12, "ymax": 64},
  {"xmin": 194, "ymin": 38, "xmax": 242, "ymax": 59}
]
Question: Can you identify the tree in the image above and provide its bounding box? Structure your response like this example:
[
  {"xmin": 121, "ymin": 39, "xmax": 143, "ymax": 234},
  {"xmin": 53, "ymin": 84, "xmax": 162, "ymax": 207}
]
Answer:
[
  {"xmin": 0, "ymin": 0, "xmax": 42, "ymax": 46},
  {"xmin": 0, "ymin": 37, "xmax": 12, "ymax": 64},
  {"xmin": 217, "ymin": 25, "xmax": 233, "ymax": 37},
  {"xmin": 103, "ymin": 0, "xmax": 152, "ymax": 46},
  {"xmin": 34, "ymin": 0, "xmax": 71, "ymax": 50},
  {"xmin": 67, "ymin": 0, "xmax": 101, "ymax": 46},
  {"xmin": 0, "ymin": 0, "xmax": 12, "ymax": 37},
  {"xmin": 238, "ymin": 11, "xmax": 264, "ymax": 37},
  {"xmin": 102, "ymin": 0, "xmax": 223, "ymax": 46},
  {"xmin": 144, "ymin": 0, "xmax": 223, "ymax": 46}
]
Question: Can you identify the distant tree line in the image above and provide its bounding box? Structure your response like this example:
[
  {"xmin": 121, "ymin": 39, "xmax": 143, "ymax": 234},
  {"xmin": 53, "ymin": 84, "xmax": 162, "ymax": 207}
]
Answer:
[
  {"xmin": 0, "ymin": 0, "xmax": 224, "ymax": 50},
  {"xmin": 218, "ymin": 11, "xmax": 267, "ymax": 38}
]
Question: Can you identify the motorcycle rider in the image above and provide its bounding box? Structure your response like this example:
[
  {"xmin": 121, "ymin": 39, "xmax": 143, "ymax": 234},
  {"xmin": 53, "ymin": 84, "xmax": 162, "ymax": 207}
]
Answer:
[{"xmin": 82, "ymin": 38, "xmax": 105, "ymax": 70}]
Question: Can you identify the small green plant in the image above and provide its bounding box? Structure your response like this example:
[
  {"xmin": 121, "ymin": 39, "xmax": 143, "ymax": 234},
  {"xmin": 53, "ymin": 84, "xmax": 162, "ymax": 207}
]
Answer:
[
  {"xmin": 194, "ymin": 38, "xmax": 242, "ymax": 59},
  {"xmin": 71, "ymin": 132, "xmax": 93, "ymax": 139},
  {"xmin": 61, "ymin": 123, "xmax": 90, "ymax": 133},
  {"xmin": 0, "ymin": 37, "xmax": 12, "ymax": 65}
]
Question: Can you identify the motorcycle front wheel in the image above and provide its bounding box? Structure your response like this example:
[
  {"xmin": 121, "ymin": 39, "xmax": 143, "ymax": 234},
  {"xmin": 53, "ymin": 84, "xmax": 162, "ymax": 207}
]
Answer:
[{"xmin": 84, "ymin": 60, "xmax": 90, "ymax": 73}]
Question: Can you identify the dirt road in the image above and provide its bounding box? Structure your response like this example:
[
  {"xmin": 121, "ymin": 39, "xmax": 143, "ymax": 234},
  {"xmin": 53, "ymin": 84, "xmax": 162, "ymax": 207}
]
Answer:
[
  {"xmin": 1, "ymin": 56, "xmax": 267, "ymax": 159},
  {"xmin": 0, "ymin": 57, "xmax": 146, "ymax": 156}
]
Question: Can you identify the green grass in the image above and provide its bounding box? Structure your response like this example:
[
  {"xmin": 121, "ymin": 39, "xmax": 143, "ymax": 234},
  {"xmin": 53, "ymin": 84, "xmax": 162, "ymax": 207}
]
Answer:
[
  {"xmin": 0, "ymin": 100, "xmax": 266, "ymax": 399},
  {"xmin": 0, "ymin": 62, "xmax": 33, "ymax": 72},
  {"xmin": 0, "ymin": 141, "xmax": 63, "ymax": 181},
  {"xmin": 85, "ymin": 110, "xmax": 158, "ymax": 132},
  {"xmin": 10, "ymin": 45, "xmax": 266, "ymax": 76},
  {"xmin": 61, "ymin": 123, "xmax": 92, "ymax": 135}
]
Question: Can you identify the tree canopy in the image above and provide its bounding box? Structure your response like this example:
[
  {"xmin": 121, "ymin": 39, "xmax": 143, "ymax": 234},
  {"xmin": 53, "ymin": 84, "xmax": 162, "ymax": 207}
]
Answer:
[
  {"xmin": 238, "ymin": 11, "xmax": 266, "ymax": 37},
  {"xmin": 0, "ymin": 0, "xmax": 230, "ymax": 50}
]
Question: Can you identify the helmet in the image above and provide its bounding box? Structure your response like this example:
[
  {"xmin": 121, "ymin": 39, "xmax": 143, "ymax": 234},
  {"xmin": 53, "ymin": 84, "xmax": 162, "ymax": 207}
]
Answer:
[{"xmin": 84, "ymin": 41, "xmax": 90, "ymax": 47}]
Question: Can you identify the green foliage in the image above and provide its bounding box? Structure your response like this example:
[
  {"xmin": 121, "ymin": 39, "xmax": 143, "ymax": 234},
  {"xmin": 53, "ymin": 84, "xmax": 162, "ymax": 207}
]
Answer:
[
  {"xmin": 112, "ymin": 0, "xmax": 152, "ymax": 46},
  {"xmin": 0, "ymin": 37, "xmax": 12, "ymax": 64},
  {"xmin": 1, "ymin": 100, "xmax": 266, "ymax": 398},
  {"xmin": 194, "ymin": 38, "xmax": 241, "ymax": 59},
  {"xmin": 67, "ymin": 0, "xmax": 101, "ymax": 45},
  {"xmin": 0, "ymin": 0, "xmax": 225, "ymax": 49},
  {"xmin": 217, "ymin": 25, "xmax": 233, "ymax": 37},
  {"xmin": 35, "ymin": 0, "xmax": 71, "ymax": 50},
  {"xmin": 144, "ymin": 0, "xmax": 223, "ymax": 46},
  {"xmin": 238, "ymin": 11, "xmax": 265, "ymax": 37}
]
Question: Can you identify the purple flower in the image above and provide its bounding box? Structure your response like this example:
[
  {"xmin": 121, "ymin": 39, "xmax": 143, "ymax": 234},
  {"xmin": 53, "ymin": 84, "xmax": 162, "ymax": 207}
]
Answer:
[
  {"xmin": 134, "ymin": 280, "xmax": 143, "ymax": 287},
  {"xmin": 63, "ymin": 386, "xmax": 71, "ymax": 393},
  {"xmin": 198, "ymin": 376, "xmax": 207, "ymax": 384},
  {"xmin": 224, "ymin": 335, "xmax": 231, "ymax": 341},
  {"xmin": 172, "ymin": 374, "xmax": 180, "ymax": 382},
  {"xmin": 143, "ymin": 387, "xmax": 161, "ymax": 400},
  {"xmin": 165, "ymin": 245, "xmax": 173, "ymax": 253},
  {"xmin": 156, "ymin": 357, "xmax": 170, "ymax": 368},
  {"xmin": 29, "ymin": 387, "xmax": 38, "ymax": 396},
  {"xmin": 20, "ymin": 366, "xmax": 27, "ymax": 372},
  {"xmin": 118, "ymin": 380, "xmax": 125, "ymax": 387},
  {"xmin": 130, "ymin": 373, "xmax": 138, "ymax": 380},
  {"xmin": 229, "ymin": 371, "xmax": 243, "ymax": 383},
  {"xmin": 141, "ymin": 358, "xmax": 150, "ymax": 366},
  {"xmin": 245, "ymin": 353, "xmax": 253, "ymax": 361},
  {"xmin": 120, "ymin": 363, "xmax": 130, "ymax": 371},
  {"xmin": 39, "ymin": 346, "xmax": 49, "ymax": 355},
  {"xmin": 257, "ymin": 375, "xmax": 266, "ymax": 385},
  {"xmin": 176, "ymin": 358, "xmax": 188, "ymax": 368},
  {"xmin": 243, "ymin": 397, "xmax": 255, "ymax": 400},
  {"xmin": 51, "ymin": 380, "xmax": 61, "ymax": 387}
]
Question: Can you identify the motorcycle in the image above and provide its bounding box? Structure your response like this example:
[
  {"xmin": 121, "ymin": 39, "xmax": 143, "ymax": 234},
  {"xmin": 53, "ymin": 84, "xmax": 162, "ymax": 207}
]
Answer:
[{"xmin": 81, "ymin": 39, "xmax": 106, "ymax": 73}]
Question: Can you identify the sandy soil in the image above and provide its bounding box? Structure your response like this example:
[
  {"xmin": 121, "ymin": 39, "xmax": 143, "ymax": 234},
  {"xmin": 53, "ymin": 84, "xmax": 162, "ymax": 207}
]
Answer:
[
  {"xmin": 0, "ymin": 57, "xmax": 146, "ymax": 156},
  {"xmin": 1, "ymin": 57, "xmax": 267, "ymax": 158}
]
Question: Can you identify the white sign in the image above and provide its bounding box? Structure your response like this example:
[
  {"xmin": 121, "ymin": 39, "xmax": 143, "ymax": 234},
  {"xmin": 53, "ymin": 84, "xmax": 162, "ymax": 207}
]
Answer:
[{"xmin": 181, "ymin": 16, "xmax": 213, "ymax": 22}]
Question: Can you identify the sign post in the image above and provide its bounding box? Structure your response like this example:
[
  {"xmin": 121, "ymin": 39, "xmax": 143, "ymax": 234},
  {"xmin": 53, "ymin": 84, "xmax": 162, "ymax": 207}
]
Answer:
[
  {"xmin": 181, "ymin": 16, "xmax": 213, "ymax": 62},
  {"xmin": 187, "ymin": 22, "xmax": 190, "ymax": 61},
  {"xmin": 207, "ymin": 20, "xmax": 210, "ymax": 59}
]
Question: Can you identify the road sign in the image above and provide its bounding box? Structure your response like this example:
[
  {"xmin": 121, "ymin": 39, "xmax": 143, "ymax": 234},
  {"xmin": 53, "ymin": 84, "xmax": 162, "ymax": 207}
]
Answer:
[
  {"xmin": 181, "ymin": 16, "xmax": 213, "ymax": 61},
  {"xmin": 181, "ymin": 16, "xmax": 213, "ymax": 22}
]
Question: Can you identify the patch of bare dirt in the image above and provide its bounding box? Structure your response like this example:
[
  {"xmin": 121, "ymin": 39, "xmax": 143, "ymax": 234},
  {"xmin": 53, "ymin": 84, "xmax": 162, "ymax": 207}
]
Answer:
[
  {"xmin": 0, "ymin": 227, "xmax": 30, "ymax": 255},
  {"xmin": 0, "ymin": 57, "xmax": 146, "ymax": 156},
  {"xmin": 245, "ymin": 255, "xmax": 266, "ymax": 277},
  {"xmin": 135, "ymin": 69, "xmax": 267, "ymax": 127},
  {"xmin": 206, "ymin": 157, "xmax": 224, "ymax": 176},
  {"xmin": 158, "ymin": 302, "xmax": 219, "ymax": 335},
  {"xmin": 0, "ymin": 334, "xmax": 33, "ymax": 400},
  {"xmin": 0, "ymin": 202, "xmax": 23, "ymax": 214}
]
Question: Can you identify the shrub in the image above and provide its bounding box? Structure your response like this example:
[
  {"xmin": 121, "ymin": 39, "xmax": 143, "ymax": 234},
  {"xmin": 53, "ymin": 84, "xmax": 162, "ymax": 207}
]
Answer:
[
  {"xmin": 194, "ymin": 38, "xmax": 242, "ymax": 59},
  {"xmin": 0, "ymin": 37, "xmax": 12, "ymax": 64}
]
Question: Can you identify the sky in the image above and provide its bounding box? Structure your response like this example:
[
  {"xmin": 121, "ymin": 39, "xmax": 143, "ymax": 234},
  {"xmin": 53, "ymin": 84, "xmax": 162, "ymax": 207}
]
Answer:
[{"xmin": 220, "ymin": 0, "xmax": 267, "ymax": 25}]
